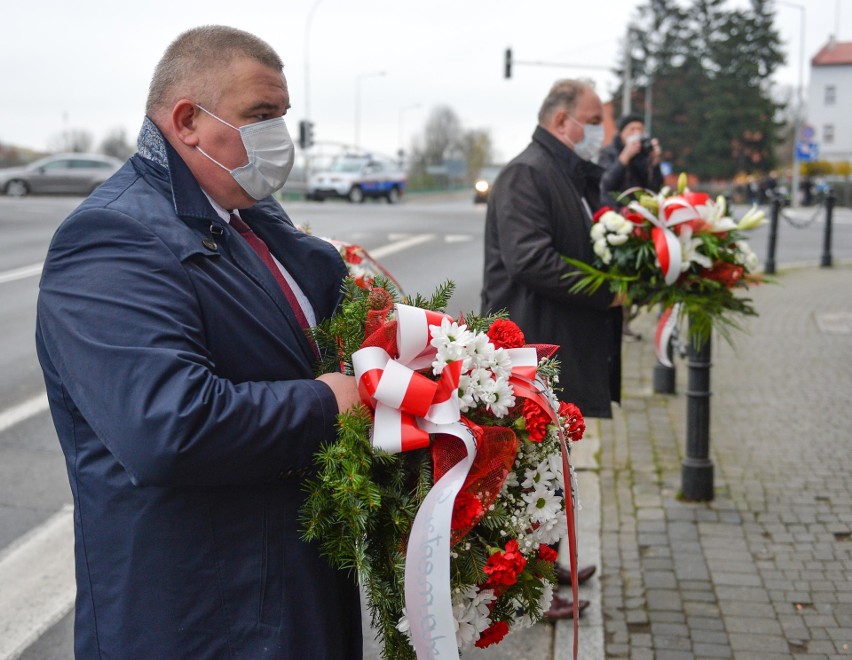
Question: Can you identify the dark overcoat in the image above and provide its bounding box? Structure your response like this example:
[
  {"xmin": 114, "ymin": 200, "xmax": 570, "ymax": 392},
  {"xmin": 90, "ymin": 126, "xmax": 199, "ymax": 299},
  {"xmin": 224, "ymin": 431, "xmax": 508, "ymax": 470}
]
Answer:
[
  {"xmin": 481, "ymin": 126, "xmax": 621, "ymax": 418},
  {"xmin": 35, "ymin": 125, "xmax": 362, "ymax": 658}
]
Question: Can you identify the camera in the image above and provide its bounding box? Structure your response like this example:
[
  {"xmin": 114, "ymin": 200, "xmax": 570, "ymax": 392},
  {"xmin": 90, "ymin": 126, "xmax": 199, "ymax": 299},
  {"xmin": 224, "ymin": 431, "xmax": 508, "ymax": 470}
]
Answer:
[{"xmin": 639, "ymin": 137, "xmax": 654, "ymax": 156}]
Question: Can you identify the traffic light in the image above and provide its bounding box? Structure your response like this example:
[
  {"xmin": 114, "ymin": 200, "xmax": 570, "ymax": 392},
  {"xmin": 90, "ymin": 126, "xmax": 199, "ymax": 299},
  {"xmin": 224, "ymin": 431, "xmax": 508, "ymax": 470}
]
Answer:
[
  {"xmin": 298, "ymin": 120, "xmax": 314, "ymax": 149},
  {"xmin": 504, "ymin": 48, "xmax": 512, "ymax": 79}
]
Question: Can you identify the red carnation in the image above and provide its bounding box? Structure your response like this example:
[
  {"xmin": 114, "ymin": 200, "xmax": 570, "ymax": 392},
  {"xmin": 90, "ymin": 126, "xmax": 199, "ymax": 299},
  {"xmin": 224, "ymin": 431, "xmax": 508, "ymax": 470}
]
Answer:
[
  {"xmin": 704, "ymin": 261, "xmax": 745, "ymax": 288},
  {"xmin": 474, "ymin": 620, "xmax": 510, "ymax": 648},
  {"xmin": 558, "ymin": 401, "xmax": 585, "ymax": 442},
  {"xmin": 483, "ymin": 539, "xmax": 527, "ymax": 592},
  {"xmin": 523, "ymin": 399, "xmax": 551, "ymax": 443},
  {"xmin": 537, "ymin": 544, "xmax": 559, "ymax": 562},
  {"xmin": 592, "ymin": 206, "xmax": 613, "ymax": 223},
  {"xmin": 487, "ymin": 318, "xmax": 526, "ymax": 349},
  {"xmin": 344, "ymin": 244, "xmax": 364, "ymax": 265},
  {"xmin": 452, "ymin": 491, "xmax": 484, "ymax": 532},
  {"xmin": 621, "ymin": 208, "xmax": 646, "ymax": 225}
]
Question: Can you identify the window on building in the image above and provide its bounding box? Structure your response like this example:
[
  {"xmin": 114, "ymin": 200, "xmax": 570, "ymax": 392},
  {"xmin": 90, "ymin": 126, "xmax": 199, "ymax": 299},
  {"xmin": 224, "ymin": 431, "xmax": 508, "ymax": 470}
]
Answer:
[
  {"xmin": 823, "ymin": 124, "xmax": 835, "ymax": 144},
  {"xmin": 825, "ymin": 85, "xmax": 836, "ymax": 105}
]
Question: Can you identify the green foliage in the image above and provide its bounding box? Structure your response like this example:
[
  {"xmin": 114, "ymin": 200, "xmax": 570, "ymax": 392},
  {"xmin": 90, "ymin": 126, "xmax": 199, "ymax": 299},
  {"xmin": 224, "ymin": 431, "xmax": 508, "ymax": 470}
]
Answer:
[{"xmin": 618, "ymin": 0, "xmax": 785, "ymax": 179}]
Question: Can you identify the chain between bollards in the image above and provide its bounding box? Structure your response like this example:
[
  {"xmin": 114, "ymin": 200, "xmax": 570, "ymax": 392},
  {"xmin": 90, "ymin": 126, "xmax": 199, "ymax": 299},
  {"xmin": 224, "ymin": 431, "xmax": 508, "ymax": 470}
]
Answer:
[{"xmin": 681, "ymin": 320, "xmax": 714, "ymax": 501}]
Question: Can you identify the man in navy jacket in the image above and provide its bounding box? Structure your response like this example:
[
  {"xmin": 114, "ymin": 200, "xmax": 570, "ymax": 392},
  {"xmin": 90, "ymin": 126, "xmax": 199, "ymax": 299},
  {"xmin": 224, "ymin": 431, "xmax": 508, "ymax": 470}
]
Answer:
[{"xmin": 35, "ymin": 26, "xmax": 362, "ymax": 658}]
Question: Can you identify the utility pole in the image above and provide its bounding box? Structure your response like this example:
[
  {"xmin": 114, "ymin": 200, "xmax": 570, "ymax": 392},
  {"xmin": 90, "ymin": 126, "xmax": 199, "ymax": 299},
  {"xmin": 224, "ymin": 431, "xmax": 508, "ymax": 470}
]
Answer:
[{"xmin": 622, "ymin": 30, "xmax": 632, "ymax": 116}]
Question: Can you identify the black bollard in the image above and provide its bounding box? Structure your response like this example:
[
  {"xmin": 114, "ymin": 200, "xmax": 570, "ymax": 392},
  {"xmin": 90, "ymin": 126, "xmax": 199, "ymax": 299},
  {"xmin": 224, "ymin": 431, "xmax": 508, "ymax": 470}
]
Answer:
[
  {"xmin": 681, "ymin": 323, "xmax": 714, "ymax": 501},
  {"xmin": 820, "ymin": 190, "xmax": 835, "ymax": 268},
  {"xmin": 764, "ymin": 195, "xmax": 781, "ymax": 275},
  {"xmin": 653, "ymin": 340, "xmax": 676, "ymax": 394}
]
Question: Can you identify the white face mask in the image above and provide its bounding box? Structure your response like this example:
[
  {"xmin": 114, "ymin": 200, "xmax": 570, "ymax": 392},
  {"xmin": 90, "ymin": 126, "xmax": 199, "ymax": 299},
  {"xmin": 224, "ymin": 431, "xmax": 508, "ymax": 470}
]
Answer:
[
  {"xmin": 195, "ymin": 104, "xmax": 295, "ymax": 200},
  {"xmin": 568, "ymin": 118, "xmax": 604, "ymax": 163}
]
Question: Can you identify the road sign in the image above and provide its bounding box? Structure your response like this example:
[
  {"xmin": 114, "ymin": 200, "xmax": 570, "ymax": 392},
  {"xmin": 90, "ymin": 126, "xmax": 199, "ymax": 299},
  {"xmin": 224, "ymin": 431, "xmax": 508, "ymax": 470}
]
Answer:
[
  {"xmin": 800, "ymin": 124, "xmax": 815, "ymax": 141},
  {"xmin": 796, "ymin": 140, "xmax": 819, "ymax": 162}
]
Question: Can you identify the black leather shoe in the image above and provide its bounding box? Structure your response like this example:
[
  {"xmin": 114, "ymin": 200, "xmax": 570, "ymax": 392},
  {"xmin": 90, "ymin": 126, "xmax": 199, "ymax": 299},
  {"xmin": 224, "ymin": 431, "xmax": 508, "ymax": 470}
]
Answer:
[{"xmin": 555, "ymin": 564, "xmax": 596, "ymax": 586}]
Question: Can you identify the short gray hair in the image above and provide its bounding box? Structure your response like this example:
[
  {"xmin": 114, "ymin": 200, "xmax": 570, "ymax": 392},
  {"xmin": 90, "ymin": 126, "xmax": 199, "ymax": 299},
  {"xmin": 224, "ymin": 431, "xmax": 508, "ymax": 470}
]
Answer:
[
  {"xmin": 537, "ymin": 79, "xmax": 595, "ymax": 124},
  {"xmin": 146, "ymin": 26, "xmax": 284, "ymax": 116}
]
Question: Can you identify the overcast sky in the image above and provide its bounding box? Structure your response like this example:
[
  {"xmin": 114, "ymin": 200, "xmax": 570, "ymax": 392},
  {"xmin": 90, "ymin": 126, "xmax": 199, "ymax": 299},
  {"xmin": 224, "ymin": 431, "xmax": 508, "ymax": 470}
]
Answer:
[{"xmin": 2, "ymin": 0, "xmax": 850, "ymax": 163}]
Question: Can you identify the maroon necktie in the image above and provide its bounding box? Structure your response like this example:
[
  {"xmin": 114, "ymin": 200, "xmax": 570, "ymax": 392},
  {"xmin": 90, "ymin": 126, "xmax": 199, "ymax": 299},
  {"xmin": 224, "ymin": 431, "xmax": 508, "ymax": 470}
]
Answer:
[{"xmin": 228, "ymin": 213, "xmax": 315, "ymax": 344}]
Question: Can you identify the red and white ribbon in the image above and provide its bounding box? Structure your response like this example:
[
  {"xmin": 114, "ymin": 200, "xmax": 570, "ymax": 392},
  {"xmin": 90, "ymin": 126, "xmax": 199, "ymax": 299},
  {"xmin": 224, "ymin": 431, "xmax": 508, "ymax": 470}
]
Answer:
[
  {"xmin": 654, "ymin": 303, "xmax": 681, "ymax": 368},
  {"xmin": 627, "ymin": 196, "xmax": 705, "ymax": 285},
  {"xmin": 352, "ymin": 305, "xmax": 573, "ymax": 659}
]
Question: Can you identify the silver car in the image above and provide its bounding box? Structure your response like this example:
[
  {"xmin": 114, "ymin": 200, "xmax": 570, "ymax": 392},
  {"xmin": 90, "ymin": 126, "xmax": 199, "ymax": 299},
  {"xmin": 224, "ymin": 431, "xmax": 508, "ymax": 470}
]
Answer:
[{"xmin": 0, "ymin": 153, "xmax": 123, "ymax": 196}]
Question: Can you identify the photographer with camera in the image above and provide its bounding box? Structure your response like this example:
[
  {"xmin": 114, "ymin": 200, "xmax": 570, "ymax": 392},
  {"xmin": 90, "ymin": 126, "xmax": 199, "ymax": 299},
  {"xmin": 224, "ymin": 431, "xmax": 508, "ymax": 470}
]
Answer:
[
  {"xmin": 599, "ymin": 113, "xmax": 663, "ymax": 208},
  {"xmin": 599, "ymin": 114, "xmax": 664, "ymax": 340}
]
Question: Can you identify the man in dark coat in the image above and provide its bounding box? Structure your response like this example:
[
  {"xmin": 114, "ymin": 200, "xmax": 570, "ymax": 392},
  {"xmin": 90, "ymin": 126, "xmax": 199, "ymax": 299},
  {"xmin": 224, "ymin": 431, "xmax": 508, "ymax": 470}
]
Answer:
[
  {"xmin": 482, "ymin": 79, "xmax": 622, "ymax": 419},
  {"xmin": 481, "ymin": 79, "xmax": 623, "ymax": 618},
  {"xmin": 35, "ymin": 26, "xmax": 362, "ymax": 658}
]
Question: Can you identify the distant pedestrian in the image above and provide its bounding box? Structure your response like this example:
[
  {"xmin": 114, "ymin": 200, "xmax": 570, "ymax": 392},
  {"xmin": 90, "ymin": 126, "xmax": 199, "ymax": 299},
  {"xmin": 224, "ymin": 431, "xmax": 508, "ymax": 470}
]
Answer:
[
  {"xmin": 598, "ymin": 113, "xmax": 664, "ymax": 340},
  {"xmin": 481, "ymin": 78, "xmax": 624, "ymax": 620}
]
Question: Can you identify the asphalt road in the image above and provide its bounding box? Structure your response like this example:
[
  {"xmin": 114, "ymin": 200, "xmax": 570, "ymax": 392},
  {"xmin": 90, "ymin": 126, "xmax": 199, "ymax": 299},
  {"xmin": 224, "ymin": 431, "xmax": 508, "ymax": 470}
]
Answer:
[{"xmin": 0, "ymin": 191, "xmax": 850, "ymax": 659}]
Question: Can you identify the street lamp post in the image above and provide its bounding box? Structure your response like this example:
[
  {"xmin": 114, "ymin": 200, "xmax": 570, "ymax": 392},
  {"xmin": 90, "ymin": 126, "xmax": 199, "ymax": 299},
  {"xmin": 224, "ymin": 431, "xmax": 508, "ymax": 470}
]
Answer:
[
  {"xmin": 779, "ymin": 1, "xmax": 806, "ymax": 207},
  {"xmin": 303, "ymin": 0, "xmax": 323, "ymax": 179},
  {"xmin": 355, "ymin": 71, "xmax": 386, "ymax": 152}
]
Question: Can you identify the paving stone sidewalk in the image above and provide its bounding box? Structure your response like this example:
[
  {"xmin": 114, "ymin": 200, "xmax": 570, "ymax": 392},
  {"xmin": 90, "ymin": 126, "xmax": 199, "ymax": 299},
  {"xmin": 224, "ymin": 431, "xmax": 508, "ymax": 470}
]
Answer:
[
  {"xmin": 600, "ymin": 265, "xmax": 852, "ymax": 660},
  {"xmin": 365, "ymin": 265, "xmax": 852, "ymax": 660}
]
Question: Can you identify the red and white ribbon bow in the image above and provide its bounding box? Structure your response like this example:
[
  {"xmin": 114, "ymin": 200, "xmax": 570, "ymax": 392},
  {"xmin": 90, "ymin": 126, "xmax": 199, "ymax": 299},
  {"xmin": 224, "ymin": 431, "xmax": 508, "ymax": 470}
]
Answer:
[
  {"xmin": 655, "ymin": 303, "xmax": 682, "ymax": 368},
  {"xmin": 352, "ymin": 305, "xmax": 567, "ymax": 659},
  {"xmin": 627, "ymin": 195, "xmax": 706, "ymax": 285}
]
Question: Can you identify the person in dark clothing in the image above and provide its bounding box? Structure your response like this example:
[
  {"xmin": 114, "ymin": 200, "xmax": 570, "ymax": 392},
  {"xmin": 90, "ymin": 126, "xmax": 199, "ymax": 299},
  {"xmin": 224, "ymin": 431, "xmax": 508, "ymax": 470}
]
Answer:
[
  {"xmin": 36, "ymin": 26, "xmax": 362, "ymax": 659},
  {"xmin": 598, "ymin": 113, "xmax": 663, "ymax": 208},
  {"xmin": 599, "ymin": 113, "xmax": 664, "ymax": 340},
  {"xmin": 481, "ymin": 79, "xmax": 624, "ymax": 620}
]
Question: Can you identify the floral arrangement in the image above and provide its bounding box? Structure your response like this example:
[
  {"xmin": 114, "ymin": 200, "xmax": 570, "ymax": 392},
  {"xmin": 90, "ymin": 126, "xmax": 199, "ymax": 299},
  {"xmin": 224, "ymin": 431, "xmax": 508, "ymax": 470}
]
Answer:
[
  {"xmin": 563, "ymin": 173, "xmax": 766, "ymax": 347},
  {"xmin": 301, "ymin": 278, "xmax": 585, "ymax": 659}
]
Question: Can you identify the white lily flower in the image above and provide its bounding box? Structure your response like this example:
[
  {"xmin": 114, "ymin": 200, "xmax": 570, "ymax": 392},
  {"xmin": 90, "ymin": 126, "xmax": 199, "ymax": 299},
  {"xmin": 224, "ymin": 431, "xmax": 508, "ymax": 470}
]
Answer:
[
  {"xmin": 678, "ymin": 226, "xmax": 713, "ymax": 271},
  {"xmin": 737, "ymin": 205, "xmax": 767, "ymax": 231}
]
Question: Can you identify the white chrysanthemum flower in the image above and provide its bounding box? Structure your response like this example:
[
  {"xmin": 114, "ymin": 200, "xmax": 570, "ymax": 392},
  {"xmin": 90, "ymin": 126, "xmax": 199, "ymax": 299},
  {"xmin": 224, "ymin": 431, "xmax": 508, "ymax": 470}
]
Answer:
[
  {"xmin": 465, "ymin": 332, "xmax": 495, "ymax": 371},
  {"xmin": 593, "ymin": 238, "xmax": 612, "ymax": 264},
  {"xmin": 524, "ymin": 485, "xmax": 563, "ymax": 523},
  {"xmin": 487, "ymin": 347, "xmax": 513, "ymax": 381},
  {"xmin": 590, "ymin": 222, "xmax": 606, "ymax": 241},
  {"xmin": 521, "ymin": 459, "xmax": 556, "ymax": 490},
  {"xmin": 601, "ymin": 211, "xmax": 630, "ymax": 233},
  {"xmin": 735, "ymin": 240, "xmax": 759, "ymax": 272},
  {"xmin": 430, "ymin": 319, "xmax": 474, "ymax": 373},
  {"xmin": 452, "ymin": 586, "xmax": 496, "ymax": 650},
  {"xmin": 485, "ymin": 377, "xmax": 516, "ymax": 418},
  {"xmin": 530, "ymin": 513, "xmax": 567, "ymax": 545},
  {"xmin": 457, "ymin": 374, "xmax": 477, "ymax": 412},
  {"xmin": 607, "ymin": 232, "xmax": 630, "ymax": 246}
]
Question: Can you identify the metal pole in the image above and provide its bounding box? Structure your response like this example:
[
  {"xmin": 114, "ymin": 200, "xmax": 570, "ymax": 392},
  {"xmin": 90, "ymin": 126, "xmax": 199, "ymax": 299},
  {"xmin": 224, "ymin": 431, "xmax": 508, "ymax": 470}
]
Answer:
[
  {"xmin": 820, "ymin": 190, "xmax": 835, "ymax": 268},
  {"xmin": 778, "ymin": 2, "xmax": 805, "ymax": 207},
  {"xmin": 303, "ymin": 1, "xmax": 322, "ymax": 179},
  {"xmin": 622, "ymin": 30, "xmax": 632, "ymax": 116},
  {"xmin": 681, "ymin": 323, "xmax": 714, "ymax": 501},
  {"xmin": 764, "ymin": 196, "xmax": 781, "ymax": 275}
]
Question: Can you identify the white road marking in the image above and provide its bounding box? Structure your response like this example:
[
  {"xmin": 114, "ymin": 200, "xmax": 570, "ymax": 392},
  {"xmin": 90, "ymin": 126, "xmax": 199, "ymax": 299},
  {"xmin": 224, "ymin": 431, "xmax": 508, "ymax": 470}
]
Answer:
[
  {"xmin": 368, "ymin": 234, "xmax": 435, "ymax": 259},
  {"xmin": 0, "ymin": 393, "xmax": 49, "ymax": 434},
  {"xmin": 0, "ymin": 505, "xmax": 75, "ymax": 660},
  {"xmin": 0, "ymin": 263, "xmax": 43, "ymax": 285},
  {"xmin": 444, "ymin": 234, "xmax": 473, "ymax": 243}
]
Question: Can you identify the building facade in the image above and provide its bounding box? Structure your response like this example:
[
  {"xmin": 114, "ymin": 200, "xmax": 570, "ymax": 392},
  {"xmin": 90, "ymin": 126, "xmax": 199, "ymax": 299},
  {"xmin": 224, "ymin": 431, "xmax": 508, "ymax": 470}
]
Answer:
[{"xmin": 807, "ymin": 38, "xmax": 852, "ymax": 162}]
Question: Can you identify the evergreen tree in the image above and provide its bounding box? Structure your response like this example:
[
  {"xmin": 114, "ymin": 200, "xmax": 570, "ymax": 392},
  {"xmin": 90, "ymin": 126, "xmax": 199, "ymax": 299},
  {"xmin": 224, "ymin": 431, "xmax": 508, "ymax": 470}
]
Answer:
[{"xmin": 616, "ymin": 0, "xmax": 785, "ymax": 180}]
